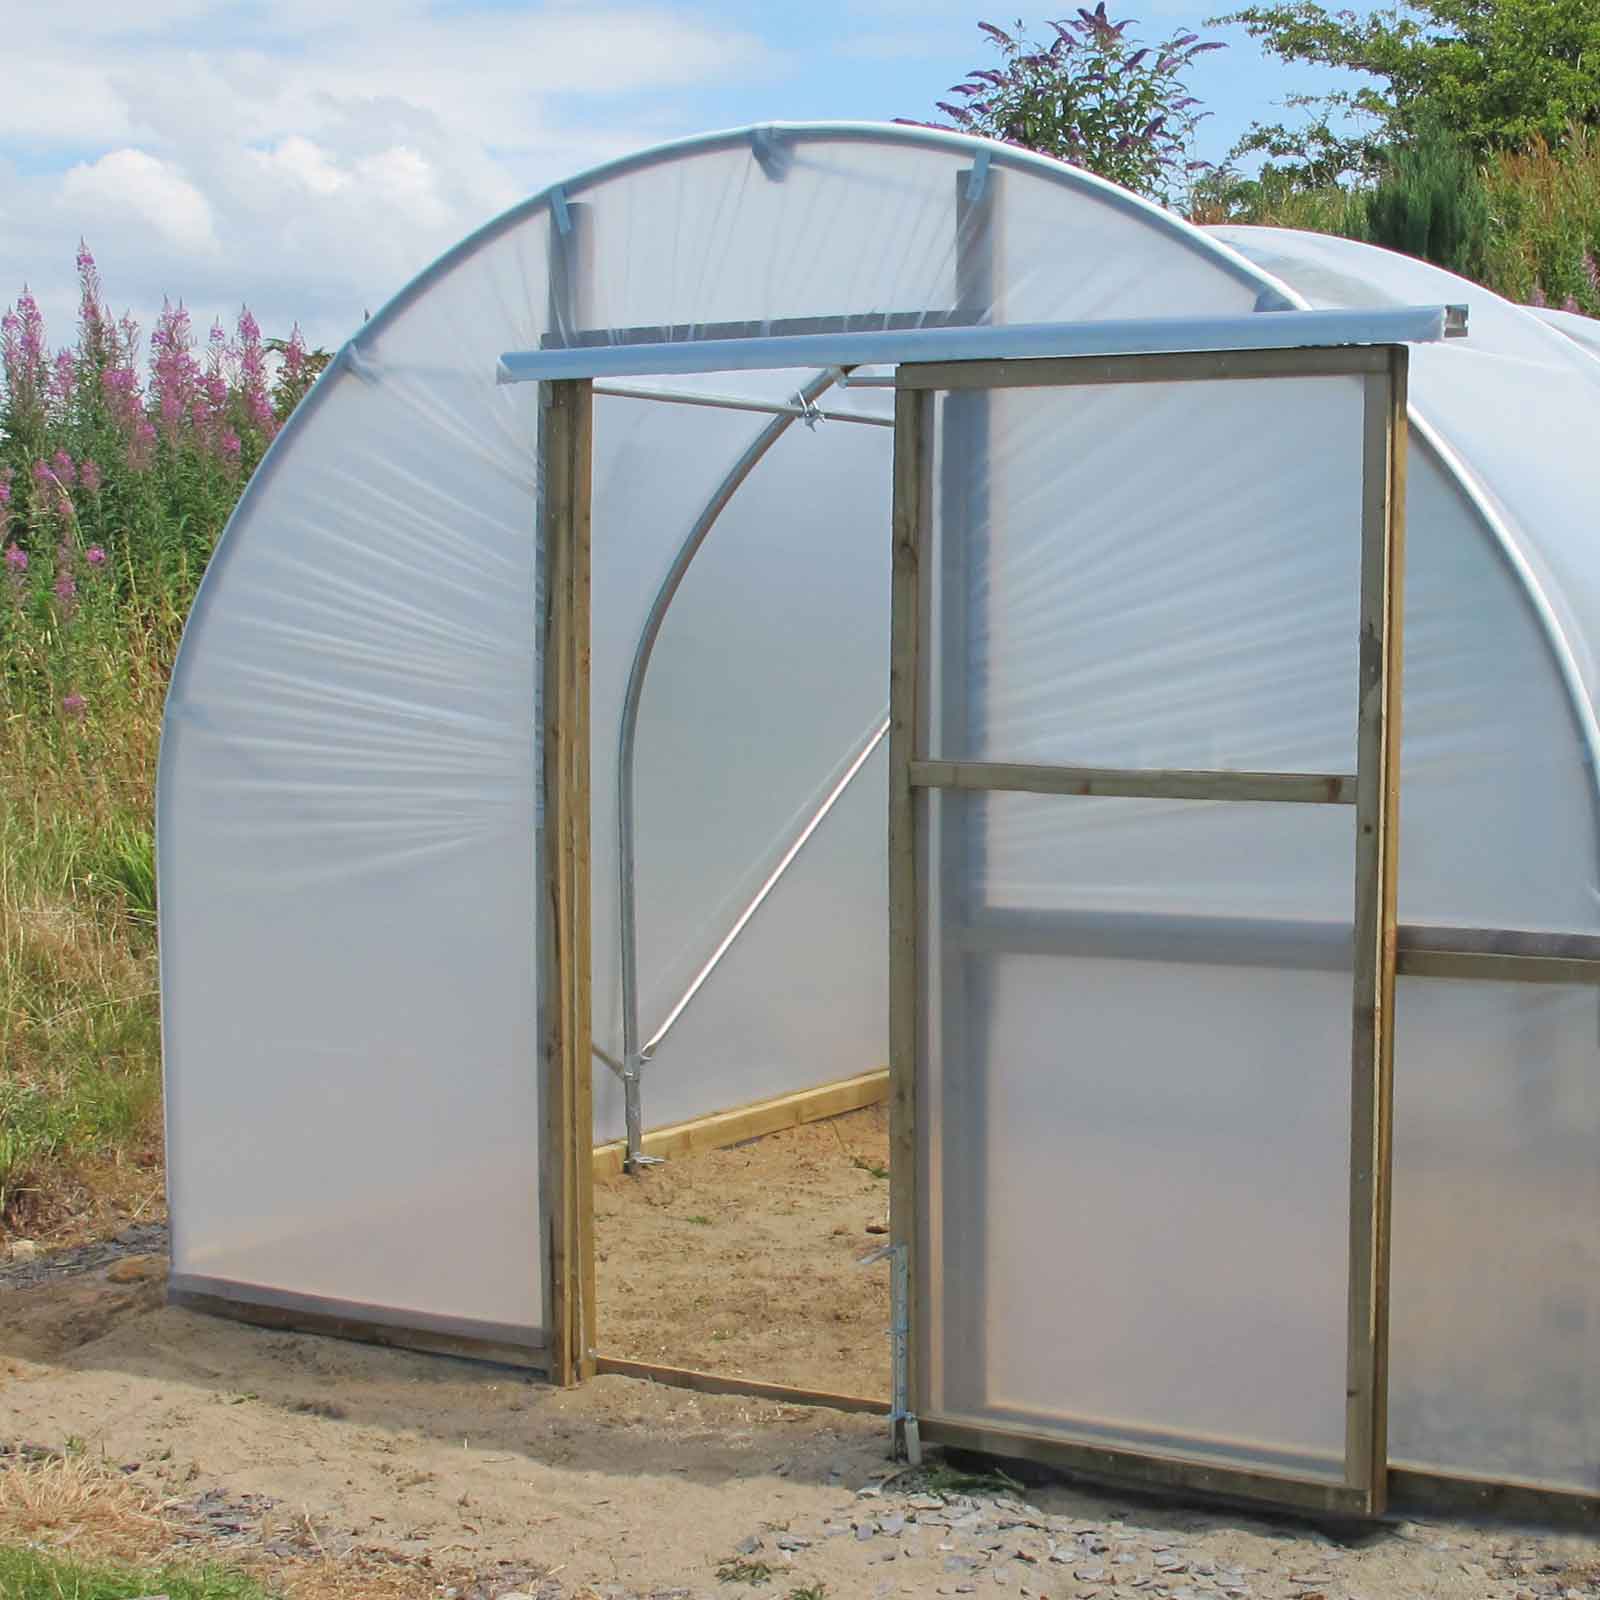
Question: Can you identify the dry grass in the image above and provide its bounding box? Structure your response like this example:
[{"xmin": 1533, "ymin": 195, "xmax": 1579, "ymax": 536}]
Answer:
[
  {"xmin": 0, "ymin": 623, "xmax": 168, "ymax": 1243},
  {"xmin": 0, "ymin": 1451, "xmax": 169, "ymax": 1564},
  {"xmin": 0, "ymin": 1453, "xmax": 445, "ymax": 1600}
]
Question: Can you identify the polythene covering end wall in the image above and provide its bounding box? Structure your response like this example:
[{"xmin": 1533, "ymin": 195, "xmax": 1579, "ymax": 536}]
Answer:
[{"xmin": 157, "ymin": 127, "xmax": 1600, "ymax": 1498}]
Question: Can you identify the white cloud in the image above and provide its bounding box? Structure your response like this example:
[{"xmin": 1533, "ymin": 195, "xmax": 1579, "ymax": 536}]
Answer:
[
  {"xmin": 58, "ymin": 147, "xmax": 220, "ymax": 255},
  {"xmin": 0, "ymin": 3, "xmax": 773, "ymax": 349}
]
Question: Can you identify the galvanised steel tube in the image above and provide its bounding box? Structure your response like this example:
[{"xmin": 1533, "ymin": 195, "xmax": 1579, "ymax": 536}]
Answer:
[{"xmin": 615, "ymin": 367, "xmax": 845, "ymax": 1170}]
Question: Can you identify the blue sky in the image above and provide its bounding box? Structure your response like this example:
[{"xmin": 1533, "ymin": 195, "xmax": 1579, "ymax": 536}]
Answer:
[{"xmin": 0, "ymin": 0, "xmax": 1370, "ymax": 350}]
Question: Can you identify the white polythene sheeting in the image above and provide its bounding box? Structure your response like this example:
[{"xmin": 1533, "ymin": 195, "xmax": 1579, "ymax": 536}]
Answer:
[
  {"xmin": 157, "ymin": 124, "xmax": 1599, "ymax": 1496},
  {"xmin": 159, "ymin": 124, "xmax": 1278, "ymax": 1338}
]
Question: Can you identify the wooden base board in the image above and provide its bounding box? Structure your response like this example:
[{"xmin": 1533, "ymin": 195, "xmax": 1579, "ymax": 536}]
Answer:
[
  {"xmin": 591, "ymin": 1067, "xmax": 888, "ymax": 1178},
  {"xmin": 595, "ymin": 1354, "xmax": 887, "ymax": 1415},
  {"xmin": 170, "ymin": 1287, "xmax": 550, "ymax": 1374}
]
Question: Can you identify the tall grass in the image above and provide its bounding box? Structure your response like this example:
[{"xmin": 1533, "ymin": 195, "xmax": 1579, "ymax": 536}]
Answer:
[{"xmin": 0, "ymin": 249, "xmax": 313, "ymax": 1235}]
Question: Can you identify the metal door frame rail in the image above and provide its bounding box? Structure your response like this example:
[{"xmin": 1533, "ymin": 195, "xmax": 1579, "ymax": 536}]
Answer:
[{"xmin": 889, "ymin": 342, "xmax": 1410, "ymax": 1516}]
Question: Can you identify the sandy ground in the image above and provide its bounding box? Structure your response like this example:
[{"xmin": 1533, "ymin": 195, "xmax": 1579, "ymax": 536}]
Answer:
[
  {"xmin": 593, "ymin": 1106, "xmax": 891, "ymax": 1397},
  {"xmin": 2, "ymin": 1118, "xmax": 1598, "ymax": 1599},
  {"xmin": 3, "ymin": 1274, "xmax": 1599, "ymax": 1599}
]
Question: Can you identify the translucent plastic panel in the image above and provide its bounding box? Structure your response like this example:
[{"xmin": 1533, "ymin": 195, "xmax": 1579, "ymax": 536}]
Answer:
[
  {"xmin": 927, "ymin": 375, "xmax": 1364, "ymax": 772},
  {"xmin": 160, "ymin": 360, "xmax": 545, "ymax": 1337},
  {"xmin": 587, "ymin": 392, "xmax": 780, "ymax": 1056},
  {"xmin": 597, "ymin": 740, "xmax": 888, "ymax": 1142},
  {"xmin": 921, "ymin": 792, "xmax": 1356, "ymax": 1477},
  {"xmin": 1396, "ymin": 447, "xmax": 1600, "ymax": 932},
  {"xmin": 1390, "ymin": 978, "xmax": 1600, "ymax": 1493},
  {"xmin": 1215, "ymin": 227, "xmax": 1600, "ymax": 820},
  {"xmin": 629, "ymin": 417, "xmax": 891, "ymax": 1035}
]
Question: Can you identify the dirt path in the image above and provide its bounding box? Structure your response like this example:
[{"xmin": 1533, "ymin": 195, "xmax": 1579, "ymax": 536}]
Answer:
[
  {"xmin": 4, "ymin": 1118, "xmax": 1598, "ymax": 1598},
  {"xmin": 594, "ymin": 1105, "xmax": 892, "ymax": 1397},
  {"xmin": 2, "ymin": 1258, "xmax": 1597, "ymax": 1598}
]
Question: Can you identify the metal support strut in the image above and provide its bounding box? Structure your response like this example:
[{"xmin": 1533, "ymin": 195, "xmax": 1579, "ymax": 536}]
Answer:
[
  {"xmin": 615, "ymin": 367, "xmax": 848, "ymax": 1171},
  {"xmin": 865, "ymin": 1240, "xmax": 921, "ymax": 1464}
]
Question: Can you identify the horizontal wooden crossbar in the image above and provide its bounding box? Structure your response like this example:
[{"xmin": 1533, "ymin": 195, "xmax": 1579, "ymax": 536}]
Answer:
[
  {"xmin": 170, "ymin": 1280, "xmax": 550, "ymax": 1373},
  {"xmin": 949, "ymin": 908, "xmax": 1600, "ymax": 986},
  {"xmin": 591, "ymin": 1068, "xmax": 888, "ymax": 1179},
  {"xmin": 594, "ymin": 1356, "xmax": 887, "ymax": 1414},
  {"xmin": 1395, "ymin": 924, "xmax": 1600, "ymax": 985},
  {"xmin": 910, "ymin": 759, "xmax": 1356, "ymax": 805},
  {"xmin": 899, "ymin": 344, "xmax": 1397, "ymax": 392}
]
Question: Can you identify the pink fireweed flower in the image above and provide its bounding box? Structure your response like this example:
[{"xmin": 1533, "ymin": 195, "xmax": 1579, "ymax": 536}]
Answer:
[
  {"xmin": 1, "ymin": 288, "xmax": 48, "ymax": 419},
  {"xmin": 4, "ymin": 543, "xmax": 26, "ymax": 572},
  {"xmin": 221, "ymin": 429, "xmax": 241, "ymax": 460},
  {"xmin": 75, "ymin": 243, "xmax": 112, "ymax": 367},
  {"xmin": 150, "ymin": 299, "xmax": 200, "ymax": 441},
  {"xmin": 79, "ymin": 458, "xmax": 101, "ymax": 493},
  {"xmin": 85, "ymin": 544, "xmax": 107, "ymax": 567},
  {"xmin": 282, "ymin": 325, "xmax": 307, "ymax": 384},
  {"xmin": 0, "ymin": 467, "xmax": 12, "ymax": 508},
  {"xmin": 54, "ymin": 570, "xmax": 77, "ymax": 603},
  {"xmin": 236, "ymin": 305, "xmax": 275, "ymax": 435},
  {"xmin": 50, "ymin": 348, "xmax": 75, "ymax": 403},
  {"xmin": 126, "ymin": 419, "xmax": 157, "ymax": 473},
  {"xmin": 50, "ymin": 449, "xmax": 76, "ymax": 488},
  {"xmin": 62, "ymin": 692, "xmax": 86, "ymax": 719}
]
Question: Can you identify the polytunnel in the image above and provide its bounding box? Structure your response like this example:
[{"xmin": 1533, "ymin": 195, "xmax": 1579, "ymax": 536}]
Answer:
[{"xmin": 157, "ymin": 121, "xmax": 1599, "ymax": 1520}]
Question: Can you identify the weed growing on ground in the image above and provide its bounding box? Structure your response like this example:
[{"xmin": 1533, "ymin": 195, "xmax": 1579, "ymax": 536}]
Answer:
[
  {"xmin": 716, "ymin": 1556, "xmax": 776, "ymax": 1584},
  {"xmin": 0, "ymin": 1547, "xmax": 276, "ymax": 1600}
]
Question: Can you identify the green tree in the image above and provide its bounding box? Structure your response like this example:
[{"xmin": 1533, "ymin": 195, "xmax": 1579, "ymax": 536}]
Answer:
[
  {"xmin": 920, "ymin": 10, "xmax": 1226, "ymax": 206},
  {"xmin": 1214, "ymin": 0, "xmax": 1600, "ymax": 184}
]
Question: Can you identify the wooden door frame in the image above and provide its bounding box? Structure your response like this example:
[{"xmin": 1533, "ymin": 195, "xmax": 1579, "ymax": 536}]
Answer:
[
  {"xmin": 540, "ymin": 376, "xmax": 597, "ymax": 1387},
  {"xmin": 887, "ymin": 344, "xmax": 1408, "ymax": 1517}
]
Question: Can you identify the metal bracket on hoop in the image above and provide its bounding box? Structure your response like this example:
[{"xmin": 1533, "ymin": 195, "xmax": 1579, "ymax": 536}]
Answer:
[{"xmin": 861, "ymin": 1241, "xmax": 922, "ymax": 1465}]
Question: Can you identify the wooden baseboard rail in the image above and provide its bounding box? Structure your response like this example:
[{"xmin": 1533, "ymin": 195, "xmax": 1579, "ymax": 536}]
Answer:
[{"xmin": 591, "ymin": 1068, "xmax": 888, "ymax": 1178}]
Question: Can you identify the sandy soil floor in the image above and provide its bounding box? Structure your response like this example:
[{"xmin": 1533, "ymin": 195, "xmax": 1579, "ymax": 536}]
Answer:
[
  {"xmin": 2, "ymin": 1118, "xmax": 1598, "ymax": 1599},
  {"xmin": 594, "ymin": 1106, "xmax": 892, "ymax": 1398},
  {"xmin": 3, "ymin": 1269, "xmax": 1599, "ymax": 1600}
]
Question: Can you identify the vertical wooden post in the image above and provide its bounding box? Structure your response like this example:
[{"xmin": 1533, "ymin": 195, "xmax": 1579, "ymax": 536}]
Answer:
[
  {"xmin": 540, "ymin": 377, "xmax": 595, "ymax": 1388},
  {"xmin": 1346, "ymin": 346, "xmax": 1407, "ymax": 1504},
  {"xmin": 889, "ymin": 383, "xmax": 930, "ymax": 1443}
]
